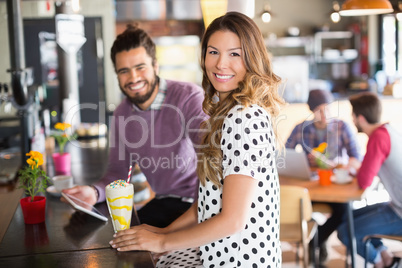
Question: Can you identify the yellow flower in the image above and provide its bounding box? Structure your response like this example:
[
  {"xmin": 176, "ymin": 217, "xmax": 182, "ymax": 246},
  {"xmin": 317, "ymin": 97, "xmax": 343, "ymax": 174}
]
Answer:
[
  {"xmin": 313, "ymin": 142, "xmax": 331, "ymax": 169},
  {"xmin": 55, "ymin": 122, "xmax": 71, "ymax": 131},
  {"xmin": 26, "ymin": 150, "xmax": 42, "ymax": 160},
  {"xmin": 26, "ymin": 158, "xmax": 37, "ymax": 169},
  {"xmin": 26, "ymin": 151, "xmax": 44, "ymax": 168},
  {"xmin": 19, "ymin": 151, "xmax": 50, "ymax": 202},
  {"xmin": 52, "ymin": 122, "xmax": 76, "ymax": 154},
  {"xmin": 314, "ymin": 142, "xmax": 327, "ymax": 154}
]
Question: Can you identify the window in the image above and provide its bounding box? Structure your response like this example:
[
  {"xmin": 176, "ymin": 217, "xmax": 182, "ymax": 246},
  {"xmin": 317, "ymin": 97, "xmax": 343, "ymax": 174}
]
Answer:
[{"xmin": 382, "ymin": 15, "xmax": 397, "ymax": 76}]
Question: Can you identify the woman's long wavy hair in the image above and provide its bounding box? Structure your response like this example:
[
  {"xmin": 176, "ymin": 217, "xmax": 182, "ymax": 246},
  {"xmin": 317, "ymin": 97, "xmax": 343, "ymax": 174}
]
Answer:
[{"xmin": 197, "ymin": 12, "xmax": 284, "ymax": 187}]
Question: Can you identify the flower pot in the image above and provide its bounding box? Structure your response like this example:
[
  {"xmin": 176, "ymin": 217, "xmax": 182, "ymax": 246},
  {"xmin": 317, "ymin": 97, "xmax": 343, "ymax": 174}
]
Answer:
[
  {"xmin": 318, "ymin": 169, "xmax": 332, "ymax": 186},
  {"xmin": 52, "ymin": 152, "xmax": 71, "ymax": 173},
  {"xmin": 20, "ymin": 196, "xmax": 46, "ymax": 224}
]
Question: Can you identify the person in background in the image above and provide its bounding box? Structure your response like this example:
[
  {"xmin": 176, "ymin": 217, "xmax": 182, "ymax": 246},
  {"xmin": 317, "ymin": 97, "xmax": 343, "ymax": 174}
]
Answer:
[
  {"xmin": 286, "ymin": 89, "xmax": 362, "ymax": 263},
  {"xmin": 62, "ymin": 24, "xmax": 207, "ymax": 228},
  {"xmin": 337, "ymin": 92, "xmax": 402, "ymax": 268},
  {"xmin": 286, "ymin": 89, "xmax": 361, "ymax": 169},
  {"xmin": 110, "ymin": 12, "xmax": 284, "ymax": 267}
]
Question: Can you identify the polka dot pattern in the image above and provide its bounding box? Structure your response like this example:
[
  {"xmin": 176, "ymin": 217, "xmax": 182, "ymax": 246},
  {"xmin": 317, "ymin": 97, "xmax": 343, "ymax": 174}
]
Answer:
[
  {"xmin": 156, "ymin": 104, "xmax": 281, "ymax": 268},
  {"xmin": 156, "ymin": 247, "xmax": 202, "ymax": 267},
  {"xmin": 200, "ymin": 104, "xmax": 281, "ymax": 267}
]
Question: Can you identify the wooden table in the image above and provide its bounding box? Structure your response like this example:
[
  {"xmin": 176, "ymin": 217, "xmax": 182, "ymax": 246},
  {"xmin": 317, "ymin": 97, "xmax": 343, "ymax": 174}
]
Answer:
[
  {"xmin": 280, "ymin": 175, "xmax": 366, "ymax": 203},
  {"xmin": 0, "ymin": 138, "xmax": 155, "ymax": 267},
  {"xmin": 280, "ymin": 175, "xmax": 368, "ymax": 268},
  {"xmin": 0, "ymin": 182, "xmax": 23, "ymax": 242}
]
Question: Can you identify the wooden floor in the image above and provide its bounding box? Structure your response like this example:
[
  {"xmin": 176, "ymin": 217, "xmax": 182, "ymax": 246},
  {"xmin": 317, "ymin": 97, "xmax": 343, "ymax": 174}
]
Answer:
[{"xmin": 282, "ymin": 231, "xmax": 402, "ymax": 268}]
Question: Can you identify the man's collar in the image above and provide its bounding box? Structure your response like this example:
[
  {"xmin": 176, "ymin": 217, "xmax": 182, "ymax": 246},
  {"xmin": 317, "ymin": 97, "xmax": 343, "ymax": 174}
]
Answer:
[{"xmin": 132, "ymin": 78, "xmax": 167, "ymax": 111}]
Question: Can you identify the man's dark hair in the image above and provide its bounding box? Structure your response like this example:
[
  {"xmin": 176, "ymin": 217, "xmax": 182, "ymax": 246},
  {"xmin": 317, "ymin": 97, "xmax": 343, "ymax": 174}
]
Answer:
[
  {"xmin": 349, "ymin": 92, "xmax": 381, "ymax": 124},
  {"xmin": 110, "ymin": 24, "xmax": 157, "ymax": 69}
]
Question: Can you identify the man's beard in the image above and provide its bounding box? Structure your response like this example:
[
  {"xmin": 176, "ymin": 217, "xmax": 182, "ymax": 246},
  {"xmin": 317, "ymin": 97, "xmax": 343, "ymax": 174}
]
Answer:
[{"xmin": 121, "ymin": 75, "xmax": 159, "ymax": 105}]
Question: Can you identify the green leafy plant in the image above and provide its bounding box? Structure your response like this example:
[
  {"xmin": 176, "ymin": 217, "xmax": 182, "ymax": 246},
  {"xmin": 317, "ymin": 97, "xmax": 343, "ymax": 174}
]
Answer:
[
  {"xmin": 52, "ymin": 122, "xmax": 77, "ymax": 154},
  {"xmin": 18, "ymin": 151, "xmax": 50, "ymax": 202},
  {"xmin": 313, "ymin": 142, "xmax": 332, "ymax": 169}
]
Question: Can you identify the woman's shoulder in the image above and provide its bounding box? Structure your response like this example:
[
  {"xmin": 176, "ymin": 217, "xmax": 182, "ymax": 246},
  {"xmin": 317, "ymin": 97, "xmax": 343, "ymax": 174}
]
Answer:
[{"xmin": 227, "ymin": 104, "xmax": 268, "ymax": 119}]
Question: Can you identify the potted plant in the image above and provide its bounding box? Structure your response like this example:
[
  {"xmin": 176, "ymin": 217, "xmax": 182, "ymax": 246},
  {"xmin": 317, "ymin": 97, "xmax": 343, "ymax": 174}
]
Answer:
[
  {"xmin": 312, "ymin": 142, "xmax": 333, "ymax": 186},
  {"xmin": 51, "ymin": 122, "xmax": 76, "ymax": 173},
  {"xmin": 19, "ymin": 151, "xmax": 50, "ymax": 224}
]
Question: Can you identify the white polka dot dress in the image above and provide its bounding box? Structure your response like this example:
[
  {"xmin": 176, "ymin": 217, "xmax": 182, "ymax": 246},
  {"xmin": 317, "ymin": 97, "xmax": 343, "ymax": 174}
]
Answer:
[
  {"xmin": 156, "ymin": 104, "xmax": 281, "ymax": 268},
  {"xmin": 157, "ymin": 247, "xmax": 203, "ymax": 267}
]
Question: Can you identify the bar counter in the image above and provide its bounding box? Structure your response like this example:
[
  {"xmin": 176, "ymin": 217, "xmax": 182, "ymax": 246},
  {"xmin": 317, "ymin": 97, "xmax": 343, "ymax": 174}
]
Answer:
[{"xmin": 0, "ymin": 138, "xmax": 155, "ymax": 267}]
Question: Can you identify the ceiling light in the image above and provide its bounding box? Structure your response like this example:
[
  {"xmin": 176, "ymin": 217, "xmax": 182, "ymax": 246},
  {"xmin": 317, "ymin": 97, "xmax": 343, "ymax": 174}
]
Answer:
[
  {"xmin": 261, "ymin": 3, "xmax": 273, "ymax": 23},
  {"xmin": 339, "ymin": 0, "xmax": 394, "ymax": 16},
  {"xmin": 262, "ymin": 11, "xmax": 271, "ymax": 23},
  {"xmin": 396, "ymin": 1, "xmax": 402, "ymax": 21},
  {"xmin": 331, "ymin": 12, "xmax": 341, "ymax": 23},
  {"xmin": 72, "ymin": 0, "xmax": 80, "ymax": 13},
  {"xmin": 330, "ymin": 1, "xmax": 341, "ymax": 23}
]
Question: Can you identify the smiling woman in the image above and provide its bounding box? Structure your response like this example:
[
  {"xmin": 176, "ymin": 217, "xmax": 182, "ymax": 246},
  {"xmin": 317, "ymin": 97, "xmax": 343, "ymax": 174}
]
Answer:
[
  {"xmin": 205, "ymin": 30, "xmax": 247, "ymax": 101},
  {"xmin": 110, "ymin": 11, "xmax": 285, "ymax": 268}
]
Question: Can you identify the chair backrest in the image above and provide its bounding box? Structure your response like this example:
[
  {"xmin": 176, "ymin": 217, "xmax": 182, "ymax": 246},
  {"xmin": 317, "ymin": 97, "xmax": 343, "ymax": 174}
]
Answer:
[{"xmin": 280, "ymin": 185, "xmax": 313, "ymax": 224}]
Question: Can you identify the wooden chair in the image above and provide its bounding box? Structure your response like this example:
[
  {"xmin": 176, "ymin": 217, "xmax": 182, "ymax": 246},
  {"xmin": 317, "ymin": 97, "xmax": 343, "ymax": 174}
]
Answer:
[
  {"xmin": 312, "ymin": 203, "xmax": 332, "ymax": 215},
  {"xmin": 364, "ymin": 234, "xmax": 402, "ymax": 268},
  {"xmin": 280, "ymin": 185, "xmax": 319, "ymax": 268}
]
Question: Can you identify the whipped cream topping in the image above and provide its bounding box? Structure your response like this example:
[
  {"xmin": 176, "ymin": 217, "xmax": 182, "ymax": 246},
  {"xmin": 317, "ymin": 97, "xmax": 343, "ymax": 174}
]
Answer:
[{"xmin": 106, "ymin": 179, "xmax": 130, "ymax": 189}]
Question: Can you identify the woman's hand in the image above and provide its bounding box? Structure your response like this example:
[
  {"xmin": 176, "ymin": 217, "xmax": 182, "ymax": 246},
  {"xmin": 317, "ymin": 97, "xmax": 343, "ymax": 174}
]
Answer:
[{"xmin": 109, "ymin": 224, "xmax": 166, "ymax": 252}]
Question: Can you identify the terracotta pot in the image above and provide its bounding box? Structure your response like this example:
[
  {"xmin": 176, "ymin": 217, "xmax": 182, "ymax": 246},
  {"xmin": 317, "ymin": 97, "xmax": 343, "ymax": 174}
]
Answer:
[
  {"xmin": 20, "ymin": 196, "xmax": 46, "ymax": 224},
  {"xmin": 318, "ymin": 169, "xmax": 332, "ymax": 186},
  {"xmin": 52, "ymin": 152, "xmax": 71, "ymax": 173}
]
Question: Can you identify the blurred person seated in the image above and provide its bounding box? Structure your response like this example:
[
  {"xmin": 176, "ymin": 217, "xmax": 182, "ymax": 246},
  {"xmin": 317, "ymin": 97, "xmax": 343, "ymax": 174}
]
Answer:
[
  {"xmin": 286, "ymin": 89, "xmax": 362, "ymax": 263},
  {"xmin": 337, "ymin": 92, "xmax": 402, "ymax": 268}
]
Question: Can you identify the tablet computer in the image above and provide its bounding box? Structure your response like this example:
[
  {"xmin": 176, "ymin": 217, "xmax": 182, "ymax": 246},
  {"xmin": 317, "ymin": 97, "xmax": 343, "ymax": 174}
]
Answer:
[
  {"xmin": 276, "ymin": 149, "xmax": 317, "ymax": 180},
  {"xmin": 61, "ymin": 192, "xmax": 108, "ymax": 222}
]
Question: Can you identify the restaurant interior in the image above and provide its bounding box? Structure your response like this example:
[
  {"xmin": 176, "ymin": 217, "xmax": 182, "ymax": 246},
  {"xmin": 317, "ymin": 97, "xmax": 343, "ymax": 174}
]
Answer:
[{"xmin": 0, "ymin": 0, "xmax": 402, "ymax": 267}]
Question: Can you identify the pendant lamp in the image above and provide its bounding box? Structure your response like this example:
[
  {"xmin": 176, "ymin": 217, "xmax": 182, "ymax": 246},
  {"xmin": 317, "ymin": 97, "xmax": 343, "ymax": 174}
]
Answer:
[
  {"xmin": 396, "ymin": 1, "xmax": 402, "ymax": 21},
  {"xmin": 261, "ymin": 4, "xmax": 272, "ymax": 23},
  {"xmin": 330, "ymin": 1, "xmax": 341, "ymax": 23},
  {"xmin": 339, "ymin": 0, "xmax": 393, "ymax": 16}
]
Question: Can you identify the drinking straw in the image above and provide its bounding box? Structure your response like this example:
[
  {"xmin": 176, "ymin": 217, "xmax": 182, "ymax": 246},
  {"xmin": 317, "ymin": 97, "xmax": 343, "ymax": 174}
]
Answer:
[{"xmin": 127, "ymin": 165, "xmax": 132, "ymax": 183}]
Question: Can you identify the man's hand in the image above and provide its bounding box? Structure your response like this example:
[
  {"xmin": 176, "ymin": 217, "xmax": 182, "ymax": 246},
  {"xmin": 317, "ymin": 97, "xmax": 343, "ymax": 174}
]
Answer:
[
  {"xmin": 61, "ymin": 185, "xmax": 97, "ymax": 206},
  {"xmin": 307, "ymin": 153, "xmax": 318, "ymax": 167},
  {"xmin": 347, "ymin": 157, "xmax": 361, "ymax": 176}
]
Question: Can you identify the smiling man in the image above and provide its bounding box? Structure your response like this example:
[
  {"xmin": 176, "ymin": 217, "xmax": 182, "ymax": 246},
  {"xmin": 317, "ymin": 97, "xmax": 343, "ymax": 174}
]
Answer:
[
  {"xmin": 63, "ymin": 24, "xmax": 207, "ymax": 228},
  {"xmin": 114, "ymin": 46, "xmax": 159, "ymax": 110}
]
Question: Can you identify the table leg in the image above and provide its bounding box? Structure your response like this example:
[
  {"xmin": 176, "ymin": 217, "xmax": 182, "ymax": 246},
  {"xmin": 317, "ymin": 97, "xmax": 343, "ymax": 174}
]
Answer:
[{"xmin": 347, "ymin": 200, "xmax": 356, "ymax": 268}]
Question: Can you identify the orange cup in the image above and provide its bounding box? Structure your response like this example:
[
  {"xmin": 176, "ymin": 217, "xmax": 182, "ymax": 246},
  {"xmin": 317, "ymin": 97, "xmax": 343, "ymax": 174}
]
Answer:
[{"xmin": 318, "ymin": 169, "xmax": 332, "ymax": 186}]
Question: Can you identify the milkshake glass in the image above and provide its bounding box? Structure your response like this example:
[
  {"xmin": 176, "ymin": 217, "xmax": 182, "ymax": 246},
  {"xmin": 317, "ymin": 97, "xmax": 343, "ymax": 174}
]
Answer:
[{"xmin": 105, "ymin": 180, "xmax": 134, "ymax": 233}]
